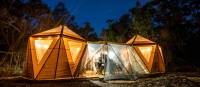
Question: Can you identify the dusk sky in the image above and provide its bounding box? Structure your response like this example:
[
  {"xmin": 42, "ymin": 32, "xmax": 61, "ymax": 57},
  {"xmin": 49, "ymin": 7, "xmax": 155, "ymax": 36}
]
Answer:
[{"xmin": 42, "ymin": 0, "xmax": 148, "ymax": 35}]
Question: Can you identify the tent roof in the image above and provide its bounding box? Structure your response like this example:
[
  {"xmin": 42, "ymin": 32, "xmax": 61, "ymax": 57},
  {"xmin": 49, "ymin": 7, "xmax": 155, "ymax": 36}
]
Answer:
[
  {"xmin": 87, "ymin": 41, "xmax": 128, "ymax": 45},
  {"xmin": 32, "ymin": 25, "xmax": 85, "ymax": 40},
  {"xmin": 126, "ymin": 35, "xmax": 155, "ymax": 45}
]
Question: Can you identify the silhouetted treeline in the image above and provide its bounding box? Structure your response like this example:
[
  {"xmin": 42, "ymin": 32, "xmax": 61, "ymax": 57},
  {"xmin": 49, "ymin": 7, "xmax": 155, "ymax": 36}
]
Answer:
[
  {"xmin": 101, "ymin": 0, "xmax": 200, "ymax": 71},
  {"xmin": 0, "ymin": 0, "xmax": 98, "ymax": 72},
  {"xmin": 0, "ymin": 0, "xmax": 199, "ymax": 74}
]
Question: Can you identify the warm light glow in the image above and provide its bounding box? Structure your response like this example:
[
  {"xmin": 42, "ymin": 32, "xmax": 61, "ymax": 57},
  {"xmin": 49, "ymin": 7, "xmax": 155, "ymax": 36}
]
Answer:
[
  {"xmin": 35, "ymin": 39, "xmax": 53, "ymax": 64},
  {"xmin": 94, "ymin": 54, "xmax": 100, "ymax": 60},
  {"xmin": 102, "ymin": 49, "xmax": 108, "ymax": 55},
  {"xmin": 82, "ymin": 70, "xmax": 104, "ymax": 77},
  {"xmin": 47, "ymin": 36, "xmax": 52, "ymax": 39},
  {"xmin": 43, "ymin": 45, "xmax": 49, "ymax": 49},
  {"xmin": 138, "ymin": 46, "xmax": 153, "ymax": 63},
  {"xmin": 35, "ymin": 43, "xmax": 42, "ymax": 48},
  {"xmin": 68, "ymin": 40, "xmax": 82, "ymax": 63},
  {"xmin": 108, "ymin": 51, "xmax": 115, "ymax": 60},
  {"xmin": 122, "ymin": 48, "xmax": 130, "ymax": 68}
]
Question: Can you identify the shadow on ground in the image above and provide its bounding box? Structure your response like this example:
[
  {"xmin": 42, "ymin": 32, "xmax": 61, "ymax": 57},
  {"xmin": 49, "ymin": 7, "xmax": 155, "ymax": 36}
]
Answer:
[
  {"xmin": 0, "ymin": 73, "xmax": 199, "ymax": 87},
  {"xmin": 0, "ymin": 79, "xmax": 101, "ymax": 87}
]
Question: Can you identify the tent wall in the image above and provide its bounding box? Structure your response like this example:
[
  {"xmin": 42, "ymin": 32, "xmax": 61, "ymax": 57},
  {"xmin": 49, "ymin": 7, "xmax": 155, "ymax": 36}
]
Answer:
[
  {"xmin": 30, "ymin": 37, "xmax": 59, "ymax": 79},
  {"xmin": 55, "ymin": 38, "xmax": 73, "ymax": 79},
  {"xmin": 25, "ymin": 25, "xmax": 86, "ymax": 80},
  {"xmin": 126, "ymin": 35, "xmax": 165, "ymax": 74},
  {"xmin": 26, "ymin": 36, "xmax": 86, "ymax": 80},
  {"xmin": 126, "ymin": 46, "xmax": 150, "ymax": 74},
  {"xmin": 25, "ymin": 40, "xmax": 34, "ymax": 79},
  {"xmin": 35, "ymin": 38, "xmax": 74, "ymax": 80},
  {"xmin": 133, "ymin": 44, "xmax": 165, "ymax": 73},
  {"xmin": 134, "ymin": 45, "xmax": 156, "ymax": 72},
  {"xmin": 36, "ymin": 39, "xmax": 60, "ymax": 79},
  {"xmin": 63, "ymin": 38, "xmax": 86, "ymax": 76},
  {"xmin": 79, "ymin": 43, "xmax": 149, "ymax": 80},
  {"xmin": 104, "ymin": 44, "xmax": 149, "ymax": 80},
  {"xmin": 126, "ymin": 35, "xmax": 155, "ymax": 45},
  {"xmin": 33, "ymin": 25, "xmax": 85, "ymax": 40},
  {"xmin": 151, "ymin": 45, "xmax": 165, "ymax": 73},
  {"xmin": 79, "ymin": 43, "xmax": 105, "ymax": 78},
  {"xmin": 26, "ymin": 30, "xmax": 165, "ymax": 80}
]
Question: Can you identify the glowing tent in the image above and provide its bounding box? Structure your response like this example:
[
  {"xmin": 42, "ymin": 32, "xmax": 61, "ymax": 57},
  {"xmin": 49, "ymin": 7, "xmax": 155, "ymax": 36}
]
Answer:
[
  {"xmin": 78, "ymin": 42, "xmax": 149, "ymax": 80},
  {"xmin": 25, "ymin": 25, "xmax": 86, "ymax": 80},
  {"xmin": 126, "ymin": 35, "xmax": 165, "ymax": 73}
]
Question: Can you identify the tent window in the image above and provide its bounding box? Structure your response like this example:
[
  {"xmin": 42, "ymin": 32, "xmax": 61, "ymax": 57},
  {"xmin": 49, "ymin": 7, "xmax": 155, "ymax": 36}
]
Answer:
[
  {"xmin": 138, "ymin": 46, "xmax": 153, "ymax": 63},
  {"xmin": 68, "ymin": 40, "xmax": 82, "ymax": 63},
  {"xmin": 35, "ymin": 40, "xmax": 53, "ymax": 64}
]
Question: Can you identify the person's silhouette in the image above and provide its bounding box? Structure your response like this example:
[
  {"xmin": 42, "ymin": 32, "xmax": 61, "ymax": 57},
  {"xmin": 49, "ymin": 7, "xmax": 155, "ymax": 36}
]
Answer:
[{"xmin": 95, "ymin": 53, "xmax": 107, "ymax": 75}]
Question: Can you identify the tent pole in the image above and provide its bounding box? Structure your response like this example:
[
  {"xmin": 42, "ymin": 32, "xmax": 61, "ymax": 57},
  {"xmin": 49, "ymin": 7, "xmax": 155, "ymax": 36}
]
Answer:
[
  {"xmin": 54, "ymin": 38, "xmax": 61, "ymax": 79},
  {"xmin": 132, "ymin": 35, "xmax": 138, "ymax": 45},
  {"xmin": 103, "ymin": 43, "xmax": 108, "ymax": 77},
  {"xmin": 60, "ymin": 25, "xmax": 64, "ymax": 37},
  {"xmin": 54, "ymin": 25, "xmax": 64, "ymax": 79},
  {"xmin": 126, "ymin": 46, "xmax": 134, "ymax": 74}
]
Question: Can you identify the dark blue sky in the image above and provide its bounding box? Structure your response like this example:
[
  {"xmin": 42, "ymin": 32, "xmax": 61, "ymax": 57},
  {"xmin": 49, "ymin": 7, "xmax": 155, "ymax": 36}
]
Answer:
[{"xmin": 42, "ymin": 0, "xmax": 148, "ymax": 35}]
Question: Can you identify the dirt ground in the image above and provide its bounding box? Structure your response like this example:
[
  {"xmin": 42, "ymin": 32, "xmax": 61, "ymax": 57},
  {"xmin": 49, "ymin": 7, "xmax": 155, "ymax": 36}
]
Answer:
[{"xmin": 0, "ymin": 72, "xmax": 199, "ymax": 87}]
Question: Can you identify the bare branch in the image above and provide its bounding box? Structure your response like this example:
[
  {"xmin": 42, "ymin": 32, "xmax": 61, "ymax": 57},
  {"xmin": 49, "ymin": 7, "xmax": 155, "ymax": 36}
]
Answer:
[{"xmin": 0, "ymin": 20, "xmax": 21, "ymax": 32}]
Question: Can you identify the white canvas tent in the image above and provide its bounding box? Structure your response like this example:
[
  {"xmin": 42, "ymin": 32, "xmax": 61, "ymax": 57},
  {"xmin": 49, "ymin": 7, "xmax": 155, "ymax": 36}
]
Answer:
[{"xmin": 78, "ymin": 42, "xmax": 149, "ymax": 80}]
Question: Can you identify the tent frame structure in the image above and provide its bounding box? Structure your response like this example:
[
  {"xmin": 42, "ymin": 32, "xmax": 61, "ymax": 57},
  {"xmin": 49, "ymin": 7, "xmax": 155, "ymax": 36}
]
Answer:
[
  {"xmin": 78, "ymin": 42, "xmax": 150, "ymax": 80},
  {"xmin": 126, "ymin": 35, "xmax": 165, "ymax": 73},
  {"xmin": 25, "ymin": 25, "xmax": 86, "ymax": 80},
  {"xmin": 25, "ymin": 27, "xmax": 165, "ymax": 80}
]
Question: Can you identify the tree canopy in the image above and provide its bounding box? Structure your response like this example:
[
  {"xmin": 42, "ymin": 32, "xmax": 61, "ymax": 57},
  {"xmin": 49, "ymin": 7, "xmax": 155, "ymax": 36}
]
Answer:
[
  {"xmin": 100, "ymin": 0, "xmax": 200, "ymax": 71},
  {"xmin": 0, "ymin": 0, "xmax": 199, "ymax": 72}
]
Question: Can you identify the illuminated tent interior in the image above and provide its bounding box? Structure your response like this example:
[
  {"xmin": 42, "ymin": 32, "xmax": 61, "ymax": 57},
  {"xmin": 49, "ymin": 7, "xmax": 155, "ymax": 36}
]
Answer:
[
  {"xmin": 25, "ymin": 25, "xmax": 86, "ymax": 80},
  {"xmin": 126, "ymin": 35, "xmax": 165, "ymax": 73},
  {"xmin": 25, "ymin": 26, "xmax": 165, "ymax": 80},
  {"xmin": 78, "ymin": 42, "xmax": 149, "ymax": 80}
]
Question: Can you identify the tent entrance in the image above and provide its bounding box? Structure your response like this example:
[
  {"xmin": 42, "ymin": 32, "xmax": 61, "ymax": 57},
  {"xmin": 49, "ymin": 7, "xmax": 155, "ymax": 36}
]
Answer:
[
  {"xmin": 79, "ymin": 43, "xmax": 149, "ymax": 80},
  {"xmin": 80, "ymin": 44, "xmax": 107, "ymax": 78}
]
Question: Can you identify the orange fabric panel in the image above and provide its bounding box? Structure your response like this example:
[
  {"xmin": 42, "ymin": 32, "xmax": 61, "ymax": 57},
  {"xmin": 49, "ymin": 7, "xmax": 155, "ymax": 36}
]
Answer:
[
  {"xmin": 30, "ymin": 37, "xmax": 38, "ymax": 78},
  {"xmin": 157, "ymin": 45, "xmax": 165, "ymax": 72},
  {"xmin": 138, "ymin": 46, "xmax": 153, "ymax": 63},
  {"xmin": 158, "ymin": 45, "xmax": 165, "ymax": 63},
  {"xmin": 30, "ymin": 37, "xmax": 58, "ymax": 79},
  {"xmin": 126, "ymin": 35, "xmax": 155, "ymax": 45},
  {"xmin": 63, "ymin": 38, "xmax": 74, "ymax": 75},
  {"xmin": 36, "ymin": 38, "xmax": 61, "ymax": 80},
  {"xmin": 33, "ymin": 26, "xmax": 63, "ymax": 36},
  {"xmin": 26, "ymin": 25, "xmax": 86, "ymax": 80},
  {"xmin": 126, "ymin": 36, "xmax": 136, "ymax": 44},
  {"xmin": 148, "ymin": 45, "xmax": 156, "ymax": 72},
  {"xmin": 67, "ymin": 40, "xmax": 83, "ymax": 63},
  {"xmin": 32, "ymin": 25, "xmax": 85, "ymax": 40},
  {"xmin": 72, "ymin": 42, "xmax": 86, "ymax": 76},
  {"xmin": 63, "ymin": 38, "xmax": 86, "ymax": 76},
  {"xmin": 63, "ymin": 26, "xmax": 85, "ymax": 40},
  {"xmin": 76, "ymin": 46, "xmax": 88, "ymax": 77},
  {"xmin": 150, "ymin": 45, "xmax": 165, "ymax": 73},
  {"xmin": 134, "ymin": 45, "xmax": 156, "ymax": 72},
  {"xmin": 25, "ymin": 39, "xmax": 34, "ymax": 79},
  {"xmin": 35, "ymin": 39, "xmax": 53, "ymax": 64},
  {"xmin": 55, "ymin": 39, "xmax": 73, "ymax": 79},
  {"xmin": 151, "ymin": 47, "xmax": 159, "ymax": 72},
  {"xmin": 134, "ymin": 35, "xmax": 155, "ymax": 44}
]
